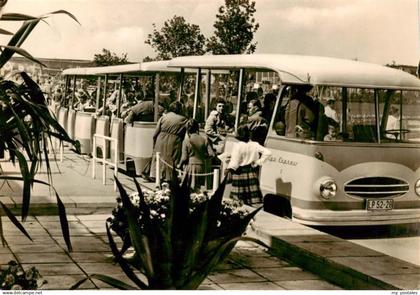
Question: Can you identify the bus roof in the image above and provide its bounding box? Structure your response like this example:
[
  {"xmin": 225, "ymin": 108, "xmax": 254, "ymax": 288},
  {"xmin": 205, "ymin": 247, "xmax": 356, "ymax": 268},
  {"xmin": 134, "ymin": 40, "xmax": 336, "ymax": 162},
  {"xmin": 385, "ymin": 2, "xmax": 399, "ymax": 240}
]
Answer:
[
  {"xmin": 62, "ymin": 60, "xmax": 228, "ymax": 77},
  {"xmin": 168, "ymin": 54, "xmax": 420, "ymax": 90}
]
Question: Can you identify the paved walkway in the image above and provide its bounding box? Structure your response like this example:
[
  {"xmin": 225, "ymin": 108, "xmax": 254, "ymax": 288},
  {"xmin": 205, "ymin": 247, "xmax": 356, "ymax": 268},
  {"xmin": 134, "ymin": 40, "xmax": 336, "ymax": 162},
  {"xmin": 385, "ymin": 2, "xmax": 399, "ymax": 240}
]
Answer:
[
  {"xmin": 0, "ymin": 151, "xmax": 341, "ymax": 290},
  {"xmin": 2, "ymin": 149, "xmax": 419, "ymax": 290},
  {"xmin": 0, "ymin": 215, "xmax": 340, "ymax": 290}
]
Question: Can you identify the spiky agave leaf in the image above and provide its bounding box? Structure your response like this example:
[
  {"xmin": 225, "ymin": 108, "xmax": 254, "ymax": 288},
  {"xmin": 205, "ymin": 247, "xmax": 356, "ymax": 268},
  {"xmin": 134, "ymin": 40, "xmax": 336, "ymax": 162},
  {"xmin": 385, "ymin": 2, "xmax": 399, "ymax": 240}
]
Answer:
[
  {"xmin": 132, "ymin": 177, "xmax": 173, "ymax": 288},
  {"xmin": 114, "ymin": 176, "xmax": 155, "ymax": 285},
  {"xmin": 202, "ymin": 175, "xmax": 228, "ymax": 242},
  {"xmin": 174, "ymin": 200, "xmax": 208, "ymax": 288}
]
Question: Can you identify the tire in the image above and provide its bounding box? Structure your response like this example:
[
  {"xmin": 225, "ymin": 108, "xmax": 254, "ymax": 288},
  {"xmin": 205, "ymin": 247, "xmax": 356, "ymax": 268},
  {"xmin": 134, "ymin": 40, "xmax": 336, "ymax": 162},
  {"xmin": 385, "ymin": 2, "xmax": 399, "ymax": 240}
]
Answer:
[{"xmin": 263, "ymin": 194, "xmax": 292, "ymax": 219}]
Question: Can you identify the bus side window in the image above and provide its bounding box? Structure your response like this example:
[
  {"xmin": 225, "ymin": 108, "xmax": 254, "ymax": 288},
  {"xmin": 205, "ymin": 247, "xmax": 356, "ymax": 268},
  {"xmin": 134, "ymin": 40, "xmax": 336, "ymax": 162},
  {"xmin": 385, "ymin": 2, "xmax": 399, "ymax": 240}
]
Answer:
[{"xmin": 271, "ymin": 94, "xmax": 289, "ymax": 136}]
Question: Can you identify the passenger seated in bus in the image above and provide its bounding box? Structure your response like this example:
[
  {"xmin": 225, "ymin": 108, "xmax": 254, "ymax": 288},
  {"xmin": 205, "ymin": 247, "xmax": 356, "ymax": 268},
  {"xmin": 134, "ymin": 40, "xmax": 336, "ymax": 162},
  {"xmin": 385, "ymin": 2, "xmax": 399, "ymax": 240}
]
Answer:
[
  {"xmin": 385, "ymin": 106, "xmax": 400, "ymax": 139},
  {"xmin": 123, "ymin": 96, "xmax": 164, "ymax": 124},
  {"xmin": 323, "ymin": 124, "xmax": 341, "ymax": 141},
  {"xmin": 324, "ymin": 97, "xmax": 339, "ymax": 124},
  {"xmin": 182, "ymin": 94, "xmax": 194, "ymax": 118},
  {"xmin": 74, "ymin": 88, "xmax": 93, "ymax": 111},
  {"xmin": 274, "ymin": 121, "xmax": 286, "ymax": 136},
  {"xmin": 205, "ymin": 99, "xmax": 229, "ymax": 155},
  {"xmin": 246, "ymin": 99, "xmax": 268, "ymax": 145},
  {"xmin": 284, "ymin": 85, "xmax": 324, "ymax": 140},
  {"xmin": 262, "ymin": 92, "xmax": 277, "ymax": 123}
]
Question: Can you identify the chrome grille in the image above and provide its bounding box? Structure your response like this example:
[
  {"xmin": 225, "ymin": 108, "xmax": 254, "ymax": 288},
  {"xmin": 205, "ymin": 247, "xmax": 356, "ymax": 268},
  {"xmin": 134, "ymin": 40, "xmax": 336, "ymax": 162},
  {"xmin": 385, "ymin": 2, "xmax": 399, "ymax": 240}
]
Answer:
[{"xmin": 344, "ymin": 177, "xmax": 409, "ymax": 199}]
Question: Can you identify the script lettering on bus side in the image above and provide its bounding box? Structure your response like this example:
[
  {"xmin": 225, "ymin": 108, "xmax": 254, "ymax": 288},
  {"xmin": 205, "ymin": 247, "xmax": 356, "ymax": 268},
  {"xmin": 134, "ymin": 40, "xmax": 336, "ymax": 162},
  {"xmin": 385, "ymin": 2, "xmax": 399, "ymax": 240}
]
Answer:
[{"xmin": 268, "ymin": 156, "xmax": 298, "ymax": 166}]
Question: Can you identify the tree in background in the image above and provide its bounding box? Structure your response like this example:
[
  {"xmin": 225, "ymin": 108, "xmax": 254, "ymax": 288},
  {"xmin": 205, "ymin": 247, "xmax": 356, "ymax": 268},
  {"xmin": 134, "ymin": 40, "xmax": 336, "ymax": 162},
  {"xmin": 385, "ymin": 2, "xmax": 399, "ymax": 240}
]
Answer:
[
  {"xmin": 93, "ymin": 48, "xmax": 128, "ymax": 66},
  {"xmin": 145, "ymin": 15, "xmax": 206, "ymax": 60},
  {"xmin": 207, "ymin": 0, "xmax": 259, "ymax": 55}
]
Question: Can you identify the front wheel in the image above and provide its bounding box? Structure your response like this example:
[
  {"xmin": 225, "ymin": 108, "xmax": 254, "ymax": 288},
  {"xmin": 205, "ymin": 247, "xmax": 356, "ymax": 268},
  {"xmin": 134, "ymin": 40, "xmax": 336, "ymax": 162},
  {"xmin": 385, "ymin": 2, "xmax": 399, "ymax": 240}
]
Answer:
[{"xmin": 263, "ymin": 194, "xmax": 292, "ymax": 219}]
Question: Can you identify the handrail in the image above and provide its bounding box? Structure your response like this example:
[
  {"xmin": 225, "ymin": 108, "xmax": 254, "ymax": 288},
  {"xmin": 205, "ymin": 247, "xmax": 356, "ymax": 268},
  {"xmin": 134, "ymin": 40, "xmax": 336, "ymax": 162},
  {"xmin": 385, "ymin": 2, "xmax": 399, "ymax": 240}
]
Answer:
[
  {"xmin": 92, "ymin": 133, "xmax": 118, "ymax": 191},
  {"xmin": 155, "ymin": 152, "xmax": 220, "ymax": 192}
]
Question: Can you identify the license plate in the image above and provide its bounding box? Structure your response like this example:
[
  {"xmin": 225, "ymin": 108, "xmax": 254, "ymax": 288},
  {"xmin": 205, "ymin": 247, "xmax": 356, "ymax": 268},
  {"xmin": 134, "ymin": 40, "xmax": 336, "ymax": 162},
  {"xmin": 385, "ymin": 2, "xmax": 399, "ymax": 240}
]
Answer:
[{"xmin": 366, "ymin": 199, "xmax": 394, "ymax": 211}]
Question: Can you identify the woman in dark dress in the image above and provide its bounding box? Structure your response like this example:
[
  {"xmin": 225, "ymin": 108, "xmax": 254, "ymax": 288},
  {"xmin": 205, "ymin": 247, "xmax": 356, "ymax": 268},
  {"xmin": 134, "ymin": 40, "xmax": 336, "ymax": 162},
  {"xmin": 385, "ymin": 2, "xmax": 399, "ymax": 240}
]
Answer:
[
  {"xmin": 149, "ymin": 101, "xmax": 188, "ymax": 181},
  {"xmin": 178, "ymin": 119, "xmax": 214, "ymax": 190}
]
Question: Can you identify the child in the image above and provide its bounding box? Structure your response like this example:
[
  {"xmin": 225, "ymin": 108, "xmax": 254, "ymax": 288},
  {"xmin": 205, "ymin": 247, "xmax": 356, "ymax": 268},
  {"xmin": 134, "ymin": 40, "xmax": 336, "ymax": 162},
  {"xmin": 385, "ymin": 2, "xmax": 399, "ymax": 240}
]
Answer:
[
  {"xmin": 226, "ymin": 125, "xmax": 272, "ymax": 205},
  {"xmin": 178, "ymin": 119, "xmax": 214, "ymax": 190},
  {"xmin": 324, "ymin": 124, "xmax": 339, "ymax": 141}
]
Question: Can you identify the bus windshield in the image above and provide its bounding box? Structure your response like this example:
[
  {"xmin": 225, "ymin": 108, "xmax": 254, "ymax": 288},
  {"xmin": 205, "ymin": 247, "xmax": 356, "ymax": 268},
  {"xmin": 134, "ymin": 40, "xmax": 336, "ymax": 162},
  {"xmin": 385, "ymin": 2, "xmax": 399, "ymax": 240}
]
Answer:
[{"xmin": 271, "ymin": 86, "xmax": 420, "ymax": 143}]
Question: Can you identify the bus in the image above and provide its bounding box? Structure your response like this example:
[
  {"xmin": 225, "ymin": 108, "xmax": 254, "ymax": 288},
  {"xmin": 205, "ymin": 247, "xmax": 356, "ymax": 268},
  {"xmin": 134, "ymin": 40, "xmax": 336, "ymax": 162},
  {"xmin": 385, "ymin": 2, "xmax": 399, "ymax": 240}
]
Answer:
[
  {"xmin": 168, "ymin": 54, "xmax": 420, "ymax": 226},
  {"xmin": 60, "ymin": 61, "xmax": 219, "ymax": 175}
]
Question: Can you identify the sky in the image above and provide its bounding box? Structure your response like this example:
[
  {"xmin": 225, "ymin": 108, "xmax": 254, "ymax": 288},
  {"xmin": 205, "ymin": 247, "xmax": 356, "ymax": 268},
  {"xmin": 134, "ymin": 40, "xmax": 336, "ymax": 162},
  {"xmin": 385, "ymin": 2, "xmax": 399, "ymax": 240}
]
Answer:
[{"xmin": 0, "ymin": 0, "xmax": 419, "ymax": 66}]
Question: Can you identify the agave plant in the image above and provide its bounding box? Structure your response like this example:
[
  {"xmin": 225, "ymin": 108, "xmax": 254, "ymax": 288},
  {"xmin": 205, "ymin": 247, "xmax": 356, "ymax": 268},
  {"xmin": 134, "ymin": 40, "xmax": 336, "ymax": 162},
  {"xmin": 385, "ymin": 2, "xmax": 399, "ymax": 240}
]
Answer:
[
  {"xmin": 0, "ymin": 1, "xmax": 79, "ymax": 251},
  {"xmin": 72, "ymin": 173, "xmax": 266, "ymax": 290}
]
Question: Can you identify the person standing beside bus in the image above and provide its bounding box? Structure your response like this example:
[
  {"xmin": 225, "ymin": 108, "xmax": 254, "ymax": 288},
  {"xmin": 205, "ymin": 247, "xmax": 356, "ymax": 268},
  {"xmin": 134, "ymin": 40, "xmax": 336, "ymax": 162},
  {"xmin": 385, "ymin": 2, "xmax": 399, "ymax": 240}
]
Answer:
[
  {"xmin": 178, "ymin": 119, "xmax": 214, "ymax": 190},
  {"xmin": 205, "ymin": 100, "xmax": 228, "ymax": 154},
  {"xmin": 225, "ymin": 125, "xmax": 272, "ymax": 205},
  {"xmin": 149, "ymin": 101, "xmax": 188, "ymax": 181}
]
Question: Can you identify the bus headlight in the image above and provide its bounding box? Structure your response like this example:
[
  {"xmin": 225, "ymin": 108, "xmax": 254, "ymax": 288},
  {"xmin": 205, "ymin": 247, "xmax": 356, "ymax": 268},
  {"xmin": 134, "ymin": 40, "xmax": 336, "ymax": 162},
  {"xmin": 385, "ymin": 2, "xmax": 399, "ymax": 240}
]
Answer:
[
  {"xmin": 415, "ymin": 179, "xmax": 420, "ymax": 197},
  {"xmin": 319, "ymin": 179, "xmax": 337, "ymax": 199}
]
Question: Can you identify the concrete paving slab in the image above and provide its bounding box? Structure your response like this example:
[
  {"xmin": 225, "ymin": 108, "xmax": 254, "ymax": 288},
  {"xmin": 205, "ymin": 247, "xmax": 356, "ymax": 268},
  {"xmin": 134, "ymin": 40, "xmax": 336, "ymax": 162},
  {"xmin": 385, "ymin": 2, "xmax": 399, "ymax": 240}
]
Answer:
[
  {"xmin": 255, "ymin": 266, "xmax": 320, "ymax": 281},
  {"xmin": 232, "ymin": 255, "xmax": 290, "ymax": 268},
  {"xmin": 292, "ymin": 239, "xmax": 384, "ymax": 257},
  {"xmin": 21, "ymin": 263, "xmax": 84, "ymax": 276},
  {"xmin": 2, "ymin": 221, "xmax": 44, "ymax": 231},
  {"xmin": 218, "ymin": 281, "xmax": 286, "ymax": 290},
  {"xmin": 76, "ymin": 214, "xmax": 111, "ymax": 221},
  {"xmin": 40, "ymin": 275, "xmax": 93, "ymax": 290},
  {"xmin": 46, "ymin": 226, "xmax": 91, "ymax": 236},
  {"xmin": 3, "ymin": 235, "xmax": 56, "ymax": 245},
  {"xmin": 208, "ymin": 269, "xmax": 266, "ymax": 284},
  {"xmin": 78, "ymin": 220, "xmax": 108, "ymax": 228},
  {"xmin": 77, "ymin": 262, "xmax": 128, "ymax": 277},
  {"xmin": 0, "ymin": 253, "xmax": 16, "ymax": 264},
  {"xmin": 11, "ymin": 243, "xmax": 65, "ymax": 254},
  {"xmin": 55, "ymin": 239, "xmax": 110, "ymax": 252},
  {"xmin": 0, "ymin": 196, "xmax": 16, "ymax": 206},
  {"xmin": 90, "ymin": 274, "xmax": 136, "ymax": 289},
  {"xmin": 212, "ymin": 258, "xmax": 242, "ymax": 271},
  {"xmin": 69, "ymin": 252, "xmax": 114, "ymax": 263},
  {"xmin": 198, "ymin": 283, "xmax": 223, "ymax": 290},
  {"xmin": 3, "ymin": 228, "xmax": 49, "ymax": 236},
  {"xmin": 251, "ymin": 209, "xmax": 420, "ymax": 290},
  {"xmin": 331, "ymin": 256, "xmax": 420, "ymax": 275},
  {"xmin": 0, "ymin": 246, "xmax": 12, "ymax": 254},
  {"xmin": 36, "ymin": 215, "xmax": 79, "ymax": 221},
  {"xmin": 82, "ymin": 227, "xmax": 107, "ymax": 234},
  {"xmin": 15, "ymin": 252, "xmax": 73, "ymax": 264},
  {"xmin": 275, "ymin": 279, "xmax": 342, "ymax": 290},
  {"xmin": 375, "ymin": 273, "xmax": 420, "ymax": 290}
]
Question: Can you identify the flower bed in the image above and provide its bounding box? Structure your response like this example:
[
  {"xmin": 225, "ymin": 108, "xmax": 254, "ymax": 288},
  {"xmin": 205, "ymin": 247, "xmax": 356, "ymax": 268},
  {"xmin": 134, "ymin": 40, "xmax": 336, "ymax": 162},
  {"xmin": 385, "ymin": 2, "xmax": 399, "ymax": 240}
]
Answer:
[
  {"xmin": 108, "ymin": 183, "xmax": 253, "ymax": 253},
  {"xmin": 83, "ymin": 174, "xmax": 265, "ymax": 290}
]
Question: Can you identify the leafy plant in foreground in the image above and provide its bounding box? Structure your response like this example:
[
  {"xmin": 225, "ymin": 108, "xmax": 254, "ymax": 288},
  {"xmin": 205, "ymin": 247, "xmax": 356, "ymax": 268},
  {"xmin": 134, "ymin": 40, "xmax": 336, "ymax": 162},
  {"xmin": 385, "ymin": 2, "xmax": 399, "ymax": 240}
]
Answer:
[
  {"xmin": 72, "ymin": 173, "xmax": 266, "ymax": 290},
  {"xmin": 0, "ymin": 1, "xmax": 80, "ymax": 251}
]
